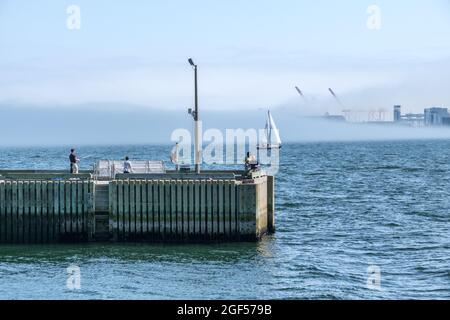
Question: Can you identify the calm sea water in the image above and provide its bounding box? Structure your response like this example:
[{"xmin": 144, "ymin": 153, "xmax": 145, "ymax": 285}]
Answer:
[{"xmin": 0, "ymin": 140, "xmax": 449, "ymax": 300}]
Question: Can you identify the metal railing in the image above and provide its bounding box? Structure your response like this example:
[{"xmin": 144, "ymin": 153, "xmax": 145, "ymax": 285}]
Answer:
[{"xmin": 93, "ymin": 160, "xmax": 165, "ymax": 179}]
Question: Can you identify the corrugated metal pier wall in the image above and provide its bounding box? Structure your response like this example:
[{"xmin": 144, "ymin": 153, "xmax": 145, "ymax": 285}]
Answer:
[
  {"xmin": 0, "ymin": 173, "xmax": 274, "ymax": 243},
  {"xmin": 0, "ymin": 180, "xmax": 94, "ymax": 243}
]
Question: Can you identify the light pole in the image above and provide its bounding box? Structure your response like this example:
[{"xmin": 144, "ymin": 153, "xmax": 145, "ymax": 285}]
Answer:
[{"xmin": 188, "ymin": 58, "xmax": 201, "ymax": 174}]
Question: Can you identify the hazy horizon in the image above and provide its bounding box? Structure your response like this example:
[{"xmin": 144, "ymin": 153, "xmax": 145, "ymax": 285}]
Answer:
[{"xmin": 2, "ymin": 103, "xmax": 450, "ymax": 146}]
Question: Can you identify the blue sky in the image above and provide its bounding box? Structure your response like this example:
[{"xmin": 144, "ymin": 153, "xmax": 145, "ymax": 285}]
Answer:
[
  {"xmin": 1, "ymin": 0, "xmax": 449, "ymax": 110},
  {"xmin": 0, "ymin": 0, "xmax": 450, "ymax": 145}
]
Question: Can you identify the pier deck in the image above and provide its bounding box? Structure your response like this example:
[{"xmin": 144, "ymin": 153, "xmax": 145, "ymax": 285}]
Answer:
[{"xmin": 0, "ymin": 170, "xmax": 275, "ymax": 243}]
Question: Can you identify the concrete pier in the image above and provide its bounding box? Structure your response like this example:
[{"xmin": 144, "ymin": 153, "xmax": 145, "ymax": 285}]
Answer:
[{"xmin": 0, "ymin": 170, "xmax": 275, "ymax": 243}]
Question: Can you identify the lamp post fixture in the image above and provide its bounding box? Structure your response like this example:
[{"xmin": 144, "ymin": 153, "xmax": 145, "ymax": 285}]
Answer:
[{"xmin": 188, "ymin": 58, "xmax": 201, "ymax": 174}]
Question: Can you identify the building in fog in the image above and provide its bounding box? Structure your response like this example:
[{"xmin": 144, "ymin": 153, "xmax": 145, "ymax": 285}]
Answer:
[
  {"xmin": 392, "ymin": 105, "xmax": 425, "ymax": 127},
  {"xmin": 393, "ymin": 105, "xmax": 402, "ymax": 122},
  {"xmin": 424, "ymin": 107, "xmax": 450, "ymax": 126},
  {"xmin": 323, "ymin": 112, "xmax": 346, "ymax": 122}
]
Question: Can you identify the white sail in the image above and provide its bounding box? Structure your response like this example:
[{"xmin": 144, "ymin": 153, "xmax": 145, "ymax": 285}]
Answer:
[
  {"xmin": 258, "ymin": 110, "xmax": 281, "ymax": 149},
  {"xmin": 268, "ymin": 111, "xmax": 282, "ymax": 146}
]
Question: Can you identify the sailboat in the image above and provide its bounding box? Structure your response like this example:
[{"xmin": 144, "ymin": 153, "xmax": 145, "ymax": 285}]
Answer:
[{"xmin": 258, "ymin": 110, "xmax": 282, "ymax": 150}]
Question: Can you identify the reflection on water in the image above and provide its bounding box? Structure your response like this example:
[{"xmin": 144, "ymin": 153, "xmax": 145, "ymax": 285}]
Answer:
[{"xmin": 0, "ymin": 241, "xmax": 275, "ymax": 300}]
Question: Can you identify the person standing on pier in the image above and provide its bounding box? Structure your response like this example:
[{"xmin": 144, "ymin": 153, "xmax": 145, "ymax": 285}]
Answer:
[
  {"xmin": 123, "ymin": 156, "xmax": 133, "ymax": 174},
  {"xmin": 69, "ymin": 149, "xmax": 80, "ymax": 174}
]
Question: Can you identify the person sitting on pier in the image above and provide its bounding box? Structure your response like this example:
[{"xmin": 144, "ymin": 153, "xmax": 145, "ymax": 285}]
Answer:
[
  {"xmin": 123, "ymin": 156, "xmax": 133, "ymax": 174},
  {"xmin": 245, "ymin": 152, "xmax": 259, "ymax": 175},
  {"xmin": 69, "ymin": 149, "xmax": 80, "ymax": 174}
]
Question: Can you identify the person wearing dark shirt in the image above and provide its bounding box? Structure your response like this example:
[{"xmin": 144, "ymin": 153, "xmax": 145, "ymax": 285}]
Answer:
[{"xmin": 69, "ymin": 149, "xmax": 80, "ymax": 174}]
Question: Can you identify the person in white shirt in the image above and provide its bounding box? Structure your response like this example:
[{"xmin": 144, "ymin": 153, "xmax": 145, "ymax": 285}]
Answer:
[{"xmin": 123, "ymin": 156, "xmax": 133, "ymax": 174}]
